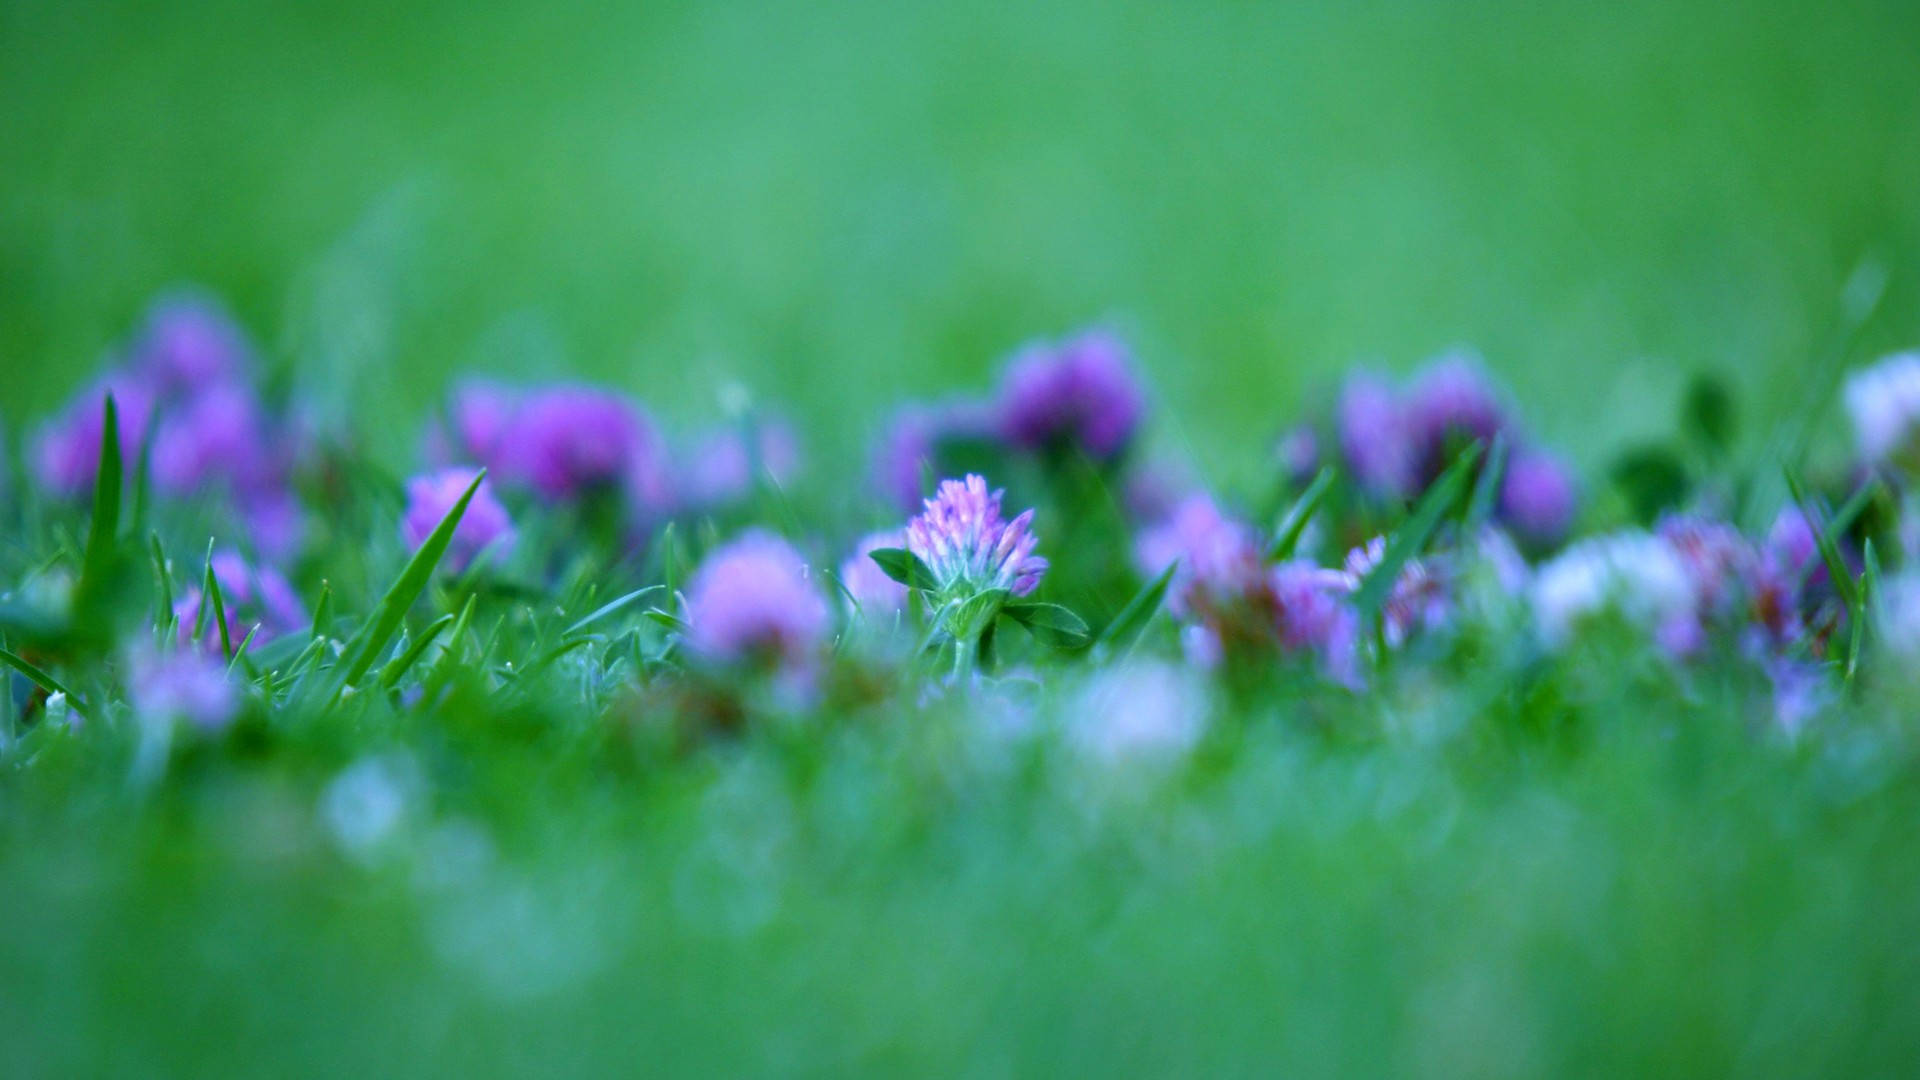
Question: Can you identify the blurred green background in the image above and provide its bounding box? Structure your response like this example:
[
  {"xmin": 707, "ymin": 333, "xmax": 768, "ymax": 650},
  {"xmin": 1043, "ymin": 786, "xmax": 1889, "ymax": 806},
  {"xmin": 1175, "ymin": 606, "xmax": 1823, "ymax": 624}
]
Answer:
[{"xmin": 5, "ymin": 0, "xmax": 1918, "ymax": 486}]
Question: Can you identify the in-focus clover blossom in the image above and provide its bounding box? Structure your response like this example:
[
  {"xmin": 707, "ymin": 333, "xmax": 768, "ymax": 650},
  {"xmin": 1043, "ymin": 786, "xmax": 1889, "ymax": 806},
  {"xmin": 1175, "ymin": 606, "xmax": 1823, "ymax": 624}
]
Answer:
[
  {"xmin": 127, "ymin": 645, "xmax": 238, "ymax": 734},
  {"xmin": 685, "ymin": 531, "xmax": 831, "ymax": 671},
  {"xmin": 839, "ymin": 529, "xmax": 910, "ymax": 617},
  {"xmin": 993, "ymin": 329, "xmax": 1146, "ymax": 462},
  {"xmin": 401, "ymin": 468, "xmax": 515, "ymax": 574},
  {"xmin": 1844, "ymin": 351, "xmax": 1920, "ymax": 468},
  {"xmin": 175, "ymin": 550, "xmax": 308, "ymax": 648},
  {"xmin": 906, "ymin": 475, "xmax": 1048, "ymax": 598}
]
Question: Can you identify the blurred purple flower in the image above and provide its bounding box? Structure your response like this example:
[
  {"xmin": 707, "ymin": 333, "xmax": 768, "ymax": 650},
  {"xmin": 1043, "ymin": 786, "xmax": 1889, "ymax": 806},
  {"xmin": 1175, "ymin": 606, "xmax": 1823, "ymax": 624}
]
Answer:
[
  {"xmin": 1068, "ymin": 660, "xmax": 1208, "ymax": 766},
  {"xmin": 1134, "ymin": 494, "xmax": 1264, "ymax": 618},
  {"xmin": 1765, "ymin": 506, "xmax": 1819, "ymax": 578},
  {"xmin": 1406, "ymin": 351, "xmax": 1508, "ymax": 476},
  {"xmin": 1274, "ymin": 424, "xmax": 1320, "ymax": 487},
  {"xmin": 1658, "ymin": 515, "xmax": 1761, "ymax": 624},
  {"xmin": 241, "ymin": 489, "xmax": 309, "ymax": 566},
  {"xmin": 681, "ymin": 416, "xmax": 803, "ymax": 508},
  {"xmin": 905, "ymin": 474, "xmax": 1048, "ymax": 597},
  {"xmin": 401, "ymin": 467, "xmax": 515, "ymax": 574},
  {"xmin": 32, "ymin": 372, "xmax": 159, "ymax": 498},
  {"xmin": 840, "ymin": 529, "xmax": 911, "ymax": 617},
  {"xmin": 1529, "ymin": 531, "xmax": 1698, "ymax": 652},
  {"xmin": 491, "ymin": 385, "xmax": 667, "ymax": 504},
  {"xmin": 432, "ymin": 378, "xmax": 521, "ymax": 468},
  {"xmin": 1336, "ymin": 372, "xmax": 1416, "ymax": 500},
  {"xmin": 685, "ymin": 531, "xmax": 831, "ymax": 669},
  {"xmin": 871, "ymin": 399, "xmax": 994, "ymax": 512},
  {"xmin": 128, "ymin": 645, "xmax": 238, "ymax": 733},
  {"xmin": 128, "ymin": 291, "xmax": 252, "ymax": 395},
  {"xmin": 1269, "ymin": 561, "xmax": 1362, "ymax": 686},
  {"xmin": 993, "ymin": 329, "xmax": 1145, "ymax": 462},
  {"xmin": 1499, "ymin": 449, "xmax": 1578, "ymax": 549},
  {"xmin": 151, "ymin": 382, "xmax": 275, "ymax": 495},
  {"xmin": 1342, "ymin": 536, "xmax": 1450, "ymax": 648},
  {"xmin": 175, "ymin": 550, "xmax": 308, "ymax": 647}
]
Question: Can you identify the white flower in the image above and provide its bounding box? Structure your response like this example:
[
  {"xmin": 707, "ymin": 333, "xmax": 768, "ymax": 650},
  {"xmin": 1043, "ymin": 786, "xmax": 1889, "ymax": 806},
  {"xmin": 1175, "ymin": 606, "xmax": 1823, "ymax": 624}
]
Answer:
[
  {"xmin": 1844, "ymin": 351, "xmax": 1920, "ymax": 465},
  {"xmin": 1067, "ymin": 660, "xmax": 1208, "ymax": 766},
  {"xmin": 1529, "ymin": 531, "xmax": 1697, "ymax": 648}
]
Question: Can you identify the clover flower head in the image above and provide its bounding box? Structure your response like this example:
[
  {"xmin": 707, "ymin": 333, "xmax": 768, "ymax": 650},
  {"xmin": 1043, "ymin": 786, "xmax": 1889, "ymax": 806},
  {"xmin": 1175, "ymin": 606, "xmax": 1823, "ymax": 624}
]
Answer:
[
  {"xmin": 1843, "ymin": 351, "xmax": 1920, "ymax": 466},
  {"xmin": 1342, "ymin": 536, "xmax": 1450, "ymax": 648},
  {"xmin": 1529, "ymin": 530, "xmax": 1698, "ymax": 652},
  {"xmin": 130, "ymin": 291, "xmax": 253, "ymax": 395},
  {"xmin": 905, "ymin": 475, "xmax": 1048, "ymax": 597},
  {"xmin": 682, "ymin": 415, "xmax": 803, "ymax": 509},
  {"xmin": 994, "ymin": 329, "xmax": 1145, "ymax": 462},
  {"xmin": 33, "ymin": 373, "xmax": 159, "ymax": 498},
  {"xmin": 1134, "ymin": 494, "xmax": 1264, "ymax": 617},
  {"xmin": 685, "ymin": 531, "xmax": 831, "ymax": 669},
  {"xmin": 127, "ymin": 644, "xmax": 238, "ymax": 734},
  {"xmin": 1500, "ymin": 449, "xmax": 1578, "ymax": 549},
  {"xmin": 401, "ymin": 467, "xmax": 516, "ymax": 574},
  {"xmin": 493, "ymin": 385, "xmax": 665, "ymax": 503},
  {"xmin": 1407, "ymin": 350, "xmax": 1508, "ymax": 470},
  {"xmin": 871, "ymin": 399, "xmax": 994, "ymax": 512},
  {"xmin": 1336, "ymin": 372, "xmax": 1417, "ymax": 500}
]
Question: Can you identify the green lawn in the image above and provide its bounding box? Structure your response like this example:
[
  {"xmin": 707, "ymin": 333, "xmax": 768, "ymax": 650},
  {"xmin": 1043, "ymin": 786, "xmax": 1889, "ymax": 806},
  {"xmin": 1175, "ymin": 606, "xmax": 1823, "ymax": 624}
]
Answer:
[{"xmin": 4, "ymin": 0, "xmax": 1920, "ymax": 1075}]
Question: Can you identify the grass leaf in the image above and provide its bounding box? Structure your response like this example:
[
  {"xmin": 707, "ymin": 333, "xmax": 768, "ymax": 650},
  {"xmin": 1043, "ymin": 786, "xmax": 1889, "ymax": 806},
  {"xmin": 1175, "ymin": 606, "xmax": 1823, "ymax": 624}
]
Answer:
[
  {"xmin": 1462, "ymin": 431, "xmax": 1509, "ymax": 535},
  {"xmin": 1094, "ymin": 559, "xmax": 1179, "ymax": 663},
  {"xmin": 334, "ymin": 469, "xmax": 484, "ymax": 692},
  {"xmin": 869, "ymin": 547, "xmax": 941, "ymax": 592},
  {"xmin": 378, "ymin": 612, "xmax": 455, "ymax": 690},
  {"xmin": 1783, "ymin": 466, "xmax": 1859, "ymax": 613},
  {"xmin": 1002, "ymin": 601, "xmax": 1091, "ymax": 650},
  {"xmin": 0, "ymin": 646, "xmax": 79, "ymax": 713},
  {"xmin": 565, "ymin": 586, "xmax": 663, "ymax": 637},
  {"xmin": 1267, "ymin": 466, "xmax": 1336, "ymax": 561},
  {"xmin": 1354, "ymin": 441, "xmax": 1484, "ymax": 627}
]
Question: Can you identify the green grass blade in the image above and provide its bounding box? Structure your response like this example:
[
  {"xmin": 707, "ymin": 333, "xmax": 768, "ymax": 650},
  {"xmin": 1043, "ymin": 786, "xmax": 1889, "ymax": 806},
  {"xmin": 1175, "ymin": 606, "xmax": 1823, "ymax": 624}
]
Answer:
[
  {"xmin": 202, "ymin": 542, "xmax": 234, "ymax": 660},
  {"xmin": 1093, "ymin": 559, "xmax": 1179, "ymax": 663},
  {"xmin": 1462, "ymin": 431, "xmax": 1509, "ymax": 535},
  {"xmin": 1353, "ymin": 441, "xmax": 1484, "ymax": 626},
  {"xmin": 378, "ymin": 613, "xmax": 455, "ymax": 690},
  {"xmin": 310, "ymin": 581, "xmax": 333, "ymax": 643},
  {"xmin": 565, "ymin": 586, "xmax": 663, "ymax": 636},
  {"xmin": 1267, "ymin": 467, "xmax": 1336, "ymax": 561},
  {"xmin": 148, "ymin": 533, "xmax": 175, "ymax": 640},
  {"xmin": 75, "ymin": 394, "xmax": 124, "ymax": 623},
  {"xmin": 0, "ymin": 646, "xmax": 79, "ymax": 711},
  {"xmin": 334, "ymin": 469, "xmax": 485, "ymax": 692},
  {"xmin": 1782, "ymin": 466, "xmax": 1859, "ymax": 612}
]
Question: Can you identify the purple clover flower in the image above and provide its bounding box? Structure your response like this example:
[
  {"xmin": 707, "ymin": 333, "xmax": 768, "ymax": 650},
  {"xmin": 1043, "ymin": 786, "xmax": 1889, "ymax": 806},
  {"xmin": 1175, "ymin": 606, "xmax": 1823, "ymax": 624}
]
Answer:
[
  {"xmin": 1268, "ymin": 561, "xmax": 1362, "ymax": 686},
  {"xmin": 32, "ymin": 372, "xmax": 159, "ymax": 498},
  {"xmin": 432, "ymin": 378, "xmax": 520, "ymax": 468},
  {"xmin": 1336, "ymin": 372, "xmax": 1417, "ymax": 500},
  {"xmin": 175, "ymin": 550, "xmax": 308, "ymax": 647},
  {"xmin": 871, "ymin": 399, "xmax": 995, "ymax": 512},
  {"xmin": 128, "ymin": 645, "xmax": 238, "ymax": 734},
  {"xmin": 839, "ymin": 529, "xmax": 911, "ymax": 617},
  {"xmin": 128, "ymin": 291, "xmax": 252, "ymax": 395},
  {"xmin": 905, "ymin": 474, "xmax": 1048, "ymax": 597},
  {"xmin": 1342, "ymin": 536, "xmax": 1450, "ymax": 648},
  {"xmin": 1499, "ymin": 449, "xmax": 1578, "ymax": 549},
  {"xmin": 1405, "ymin": 351, "xmax": 1508, "ymax": 477},
  {"xmin": 993, "ymin": 329, "xmax": 1145, "ymax": 462},
  {"xmin": 494, "ymin": 385, "xmax": 660, "ymax": 501},
  {"xmin": 681, "ymin": 416, "xmax": 803, "ymax": 509},
  {"xmin": 685, "ymin": 531, "xmax": 831, "ymax": 669},
  {"xmin": 1134, "ymin": 494, "xmax": 1264, "ymax": 618},
  {"xmin": 401, "ymin": 468, "xmax": 516, "ymax": 574},
  {"xmin": 150, "ymin": 382, "xmax": 275, "ymax": 496}
]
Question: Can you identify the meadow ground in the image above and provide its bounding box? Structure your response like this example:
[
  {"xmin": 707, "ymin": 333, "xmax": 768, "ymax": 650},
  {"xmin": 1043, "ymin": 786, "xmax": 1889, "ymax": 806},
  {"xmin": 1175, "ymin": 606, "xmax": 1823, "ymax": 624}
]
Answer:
[{"xmin": 4, "ymin": 0, "xmax": 1920, "ymax": 1074}]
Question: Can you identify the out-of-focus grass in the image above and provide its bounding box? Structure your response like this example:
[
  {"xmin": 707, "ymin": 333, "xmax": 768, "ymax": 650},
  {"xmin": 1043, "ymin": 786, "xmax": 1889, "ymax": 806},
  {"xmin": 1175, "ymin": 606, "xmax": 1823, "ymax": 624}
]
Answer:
[
  {"xmin": 4, "ymin": 0, "xmax": 1919, "ymax": 483},
  {"xmin": 6, "ymin": 1, "xmax": 1920, "ymax": 1075}
]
